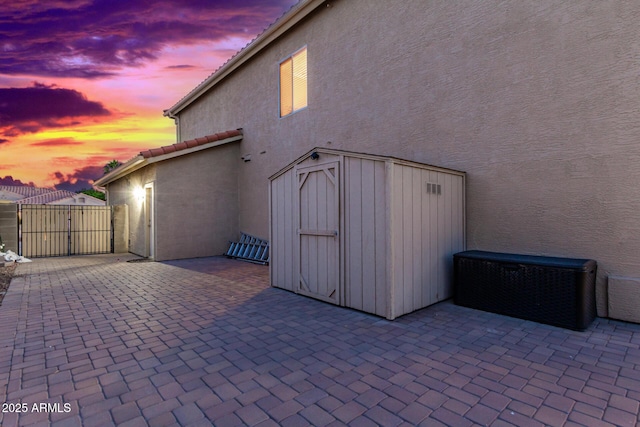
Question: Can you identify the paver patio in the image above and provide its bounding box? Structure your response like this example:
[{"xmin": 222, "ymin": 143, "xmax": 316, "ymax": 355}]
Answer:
[{"xmin": 0, "ymin": 254, "xmax": 639, "ymax": 427}]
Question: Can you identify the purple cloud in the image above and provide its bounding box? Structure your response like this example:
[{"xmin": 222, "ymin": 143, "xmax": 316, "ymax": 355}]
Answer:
[
  {"xmin": 0, "ymin": 82, "xmax": 111, "ymax": 138},
  {"xmin": 0, "ymin": 176, "xmax": 36, "ymax": 186},
  {"xmin": 0, "ymin": 0, "xmax": 298, "ymax": 79},
  {"xmin": 165, "ymin": 64, "xmax": 196, "ymax": 70},
  {"xmin": 51, "ymin": 165, "xmax": 104, "ymax": 192}
]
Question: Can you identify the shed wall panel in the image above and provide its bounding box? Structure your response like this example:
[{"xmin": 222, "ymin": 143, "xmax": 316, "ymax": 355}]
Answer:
[
  {"xmin": 345, "ymin": 157, "xmax": 363, "ymax": 310},
  {"xmin": 401, "ymin": 165, "xmax": 414, "ymax": 315},
  {"xmin": 427, "ymin": 170, "xmax": 439, "ymax": 305},
  {"xmin": 411, "ymin": 167, "xmax": 423, "ymax": 312},
  {"xmin": 270, "ymin": 168, "xmax": 296, "ymax": 291},
  {"xmin": 284, "ymin": 170, "xmax": 295, "ymax": 290},
  {"xmin": 343, "ymin": 157, "xmax": 387, "ymax": 317},
  {"xmin": 360, "ymin": 159, "xmax": 379, "ymax": 315},
  {"xmin": 373, "ymin": 161, "xmax": 387, "ymax": 317},
  {"xmin": 390, "ymin": 164, "xmax": 404, "ymax": 319},
  {"xmin": 389, "ymin": 163, "xmax": 465, "ymax": 318},
  {"xmin": 438, "ymin": 173, "xmax": 451, "ymax": 300}
]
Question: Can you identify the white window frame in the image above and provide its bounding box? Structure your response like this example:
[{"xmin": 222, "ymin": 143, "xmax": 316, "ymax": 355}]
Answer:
[{"xmin": 279, "ymin": 46, "xmax": 308, "ymax": 118}]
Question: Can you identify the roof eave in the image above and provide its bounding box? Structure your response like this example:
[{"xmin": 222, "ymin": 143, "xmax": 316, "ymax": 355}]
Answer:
[
  {"xmin": 164, "ymin": 0, "xmax": 326, "ymax": 117},
  {"xmin": 268, "ymin": 147, "xmax": 467, "ymax": 181},
  {"xmin": 94, "ymin": 156, "xmax": 145, "ymax": 187},
  {"xmin": 145, "ymin": 133, "xmax": 242, "ymax": 165},
  {"xmin": 94, "ymin": 132, "xmax": 244, "ymax": 187}
]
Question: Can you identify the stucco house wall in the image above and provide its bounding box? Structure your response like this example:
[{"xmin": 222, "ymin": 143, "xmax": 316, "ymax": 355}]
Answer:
[
  {"xmin": 103, "ymin": 142, "xmax": 240, "ymax": 261},
  {"xmin": 153, "ymin": 142, "xmax": 240, "ymax": 261},
  {"xmin": 107, "ymin": 165, "xmax": 157, "ymax": 258},
  {"xmin": 170, "ymin": 0, "xmax": 640, "ymax": 317}
]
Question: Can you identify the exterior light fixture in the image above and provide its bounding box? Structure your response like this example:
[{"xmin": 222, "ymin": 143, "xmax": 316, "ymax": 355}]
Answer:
[
  {"xmin": 133, "ymin": 187, "xmax": 145, "ymax": 202},
  {"xmin": 310, "ymin": 151, "xmax": 320, "ymax": 160}
]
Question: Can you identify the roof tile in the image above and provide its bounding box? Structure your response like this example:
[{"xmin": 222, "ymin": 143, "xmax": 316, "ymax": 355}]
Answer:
[
  {"xmin": 137, "ymin": 129, "xmax": 243, "ymax": 160},
  {"xmin": 0, "ymin": 186, "xmax": 103, "ymax": 205},
  {"xmin": 0, "ymin": 185, "xmax": 52, "ymax": 198},
  {"xmin": 161, "ymin": 145, "xmax": 176, "ymax": 154}
]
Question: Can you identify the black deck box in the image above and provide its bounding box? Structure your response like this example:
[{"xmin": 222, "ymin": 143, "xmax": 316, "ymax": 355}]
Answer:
[{"xmin": 454, "ymin": 250, "xmax": 597, "ymax": 330}]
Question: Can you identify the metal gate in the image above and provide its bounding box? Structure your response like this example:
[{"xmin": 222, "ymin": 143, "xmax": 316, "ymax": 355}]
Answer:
[{"xmin": 19, "ymin": 205, "xmax": 113, "ymax": 258}]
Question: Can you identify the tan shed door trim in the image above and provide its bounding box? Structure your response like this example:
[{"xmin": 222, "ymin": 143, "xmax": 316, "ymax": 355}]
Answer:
[{"xmin": 295, "ymin": 161, "xmax": 340, "ymax": 305}]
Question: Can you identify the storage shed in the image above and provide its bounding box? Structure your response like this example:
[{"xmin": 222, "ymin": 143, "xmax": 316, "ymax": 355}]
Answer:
[{"xmin": 269, "ymin": 148, "xmax": 466, "ymax": 320}]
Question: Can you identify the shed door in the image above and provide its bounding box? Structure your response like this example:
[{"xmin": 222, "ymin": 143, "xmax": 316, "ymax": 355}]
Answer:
[{"xmin": 296, "ymin": 162, "xmax": 340, "ymax": 304}]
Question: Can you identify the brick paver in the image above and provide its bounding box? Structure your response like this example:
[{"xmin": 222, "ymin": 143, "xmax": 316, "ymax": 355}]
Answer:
[{"xmin": 0, "ymin": 254, "xmax": 639, "ymax": 426}]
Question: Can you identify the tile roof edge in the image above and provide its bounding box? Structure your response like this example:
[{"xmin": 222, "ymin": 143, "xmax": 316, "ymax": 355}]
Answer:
[
  {"xmin": 164, "ymin": 0, "xmax": 325, "ymax": 117},
  {"xmin": 140, "ymin": 129, "xmax": 243, "ymax": 159},
  {"xmin": 96, "ymin": 130, "xmax": 243, "ymax": 186}
]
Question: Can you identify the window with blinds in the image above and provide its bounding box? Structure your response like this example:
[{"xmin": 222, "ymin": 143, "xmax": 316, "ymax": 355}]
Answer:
[{"xmin": 280, "ymin": 47, "xmax": 307, "ymax": 117}]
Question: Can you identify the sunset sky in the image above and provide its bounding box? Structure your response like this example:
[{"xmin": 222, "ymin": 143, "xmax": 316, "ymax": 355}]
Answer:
[{"xmin": 0, "ymin": 0, "xmax": 297, "ymax": 191}]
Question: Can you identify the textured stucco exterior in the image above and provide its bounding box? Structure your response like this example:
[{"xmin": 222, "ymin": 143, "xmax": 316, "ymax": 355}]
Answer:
[
  {"xmin": 169, "ymin": 0, "xmax": 640, "ymax": 317},
  {"xmin": 112, "ymin": 204, "xmax": 129, "ymax": 254},
  {"xmin": 107, "ymin": 164, "xmax": 157, "ymax": 258},
  {"xmin": 153, "ymin": 142, "xmax": 240, "ymax": 261},
  {"xmin": 105, "ymin": 143, "xmax": 240, "ymax": 261},
  {"xmin": 608, "ymin": 276, "xmax": 640, "ymax": 324}
]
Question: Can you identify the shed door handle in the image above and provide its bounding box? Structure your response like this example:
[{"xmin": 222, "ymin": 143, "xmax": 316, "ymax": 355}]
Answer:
[{"xmin": 298, "ymin": 229, "xmax": 338, "ymax": 237}]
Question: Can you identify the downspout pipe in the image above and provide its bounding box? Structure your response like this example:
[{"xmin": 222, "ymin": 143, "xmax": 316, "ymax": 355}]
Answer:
[{"xmin": 163, "ymin": 109, "xmax": 181, "ymax": 142}]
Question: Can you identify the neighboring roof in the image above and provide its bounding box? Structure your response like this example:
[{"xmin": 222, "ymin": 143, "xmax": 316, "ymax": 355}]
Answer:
[
  {"xmin": 0, "ymin": 186, "xmax": 105, "ymax": 205},
  {"xmin": 163, "ymin": 0, "xmax": 326, "ymax": 118},
  {"xmin": 47, "ymin": 193, "xmax": 106, "ymax": 206},
  {"xmin": 0, "ymin": 185, "xmax": 52, "ymax": 200},
  {"xmin": 95, "ymin": 129, "xmax": 243, "ymax": 187},
  {"xmin": 18, "ymin": 190, "xmax": 77, "ymax": 205}
]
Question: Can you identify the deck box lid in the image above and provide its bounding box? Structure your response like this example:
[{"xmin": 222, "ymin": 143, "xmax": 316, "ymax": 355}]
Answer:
[{"xmin": 454, "ymin": 250, "xmax": 596, "ymax": 271}]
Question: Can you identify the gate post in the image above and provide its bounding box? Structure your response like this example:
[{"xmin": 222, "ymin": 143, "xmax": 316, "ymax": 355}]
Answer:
[
  {"xmin": 68, "ymin": 205, "xmax": 72, "ymax": 256},
  {"xmin": 112, "ymin": 205, "xmax": 129, "ymax": 253},
  {"xmin": 0, "ymin": 204, "xmax": 18, "ymax": 254}
]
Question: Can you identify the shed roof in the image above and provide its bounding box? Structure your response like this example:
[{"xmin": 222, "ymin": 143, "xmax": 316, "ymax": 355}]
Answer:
[
  {"xmin": 269, "ymin": 147, "xmax": 467, "ymax": 181},
  {"xmin": 95, "ymin": 129, "xmax": 243, "ymax": 186}
]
